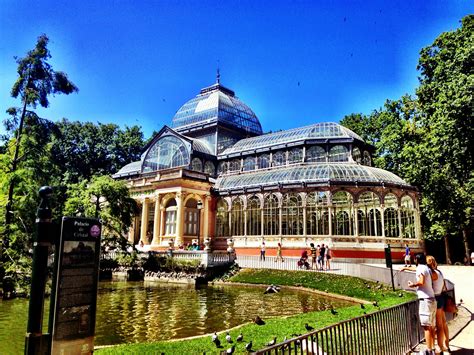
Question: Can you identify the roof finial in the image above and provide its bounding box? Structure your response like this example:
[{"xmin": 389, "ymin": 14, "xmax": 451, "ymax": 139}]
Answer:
[{"xmin": 216, "ymin": 60, "xmax": 220, "ymax": 84}]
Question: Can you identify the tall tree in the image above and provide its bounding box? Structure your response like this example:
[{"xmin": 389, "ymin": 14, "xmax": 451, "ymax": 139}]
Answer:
[
  {"xmin": 1, "ymin": 34, "xmax": 77, "ymax": 288},
  {"xmin": 415, "ymin": 15, "xmax": 474, "ymax": 262}
]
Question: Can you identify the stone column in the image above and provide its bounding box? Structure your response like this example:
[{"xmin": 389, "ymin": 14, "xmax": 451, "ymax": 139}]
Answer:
[
  {"xmin": 176, "ymin": 193, "xmax": 184, "ymax": 247},
  {"xmin": 398, "ymin": 208, "xmax": 403, "ymax": 238},
  {"xmin": 303, "ymin": 206, "xmax": 307, "ymax": 237},
  {"xmin": 354, "ymin": 203, "xmax": 359, "ymax": 237},
  {"xmin": 202, "ymin": 196, "xmax": 210, "ymax": 239},
  {"xmin": 260, "ymin": 207, "xmax": 264, "ymax": 237},
  {"xmin": 328, "ymin": 205, "xmax": 333, "ymax": 236},
  {"xmin": 381, "ymin": 205, "xmax": 386, "ymax": 238},
  {"xmin": 152, "ymin": 194, "xmax": 161, "ymax": 245},
  {"xmin": 244, "ymin": 210, "xmax": 248, "ymax": 237},
  {"xmin": 160, "ymin": 208, "xmax": 166, "ymax": 244},
  {"xmin": 140, "ymin": 198, "xmax": 149, "ymax": 244}
]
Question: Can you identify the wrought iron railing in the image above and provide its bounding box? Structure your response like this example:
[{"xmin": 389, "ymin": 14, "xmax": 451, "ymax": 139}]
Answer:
[{"xmin": 254, "ymin": 300, "xmax": 422, "ymax": 355}]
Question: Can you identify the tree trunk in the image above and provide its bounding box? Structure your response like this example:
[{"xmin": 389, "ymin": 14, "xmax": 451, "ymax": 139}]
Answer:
[
  {"xmin": 444, "ymin": 235, "xmax": 452, "ymax": 265},
  {"xmin": 462, "ymin": 228, "xmax": 471, "ymax": 265}
]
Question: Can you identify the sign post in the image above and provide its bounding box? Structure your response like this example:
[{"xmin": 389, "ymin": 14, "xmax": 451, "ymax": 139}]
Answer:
[
  {"xmin": 384, "ymin": 244, "xmax": 395, "ymax": 291},
  {"xmin": 50, "ymin": 217, "xmax": 101, "ymax": 355}
]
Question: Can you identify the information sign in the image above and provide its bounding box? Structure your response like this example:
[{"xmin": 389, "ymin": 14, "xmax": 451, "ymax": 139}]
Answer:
[{"xmin": 51, "ymin": 217, "xmax": 101, "ymax": 355}]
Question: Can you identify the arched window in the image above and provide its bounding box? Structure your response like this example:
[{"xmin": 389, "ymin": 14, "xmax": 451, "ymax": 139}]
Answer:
[
  {"xmin": 282, "ymin": 194, "xmax": 303, "ymax": 235},
  {"xmin": 258, "ymin": 154, "xmax": 270, "ymax": 169},
  {"xmin": 165, "ymin": 198, "xmax": 177, "ymax": 235},
  {"xmin": 184, "ymin": 198, "xmax": 199, "ymax": 236},
  {"xmin": 229, "ymin": 159, "xmax": 241, "ymax": 172},
  {"xmin": 288, "ymin": 148, "xmax": 303, "ymax": 164},
  {"xmin": 332, "ymin": 191, "xmax": 353, "ymax": 235},
  {"xmin": 204, "ymin": 161, "xmax": 215, "ymax": 175},
  {"xmin": 306, "ymin": 192, "xmax": 329, "ymax": 235},
  {"xmin": 384, "ymin": 193, "xmax": 399, "ymax": 237},
  {"xmin": 357, "ymin": 192, "xmax": 381, "ymax": 236},
  {"xmin": 401, "ymin": 196, "xmax": 415, "ymax": 238},
  {"xmin": 243, "ymin": 157, "xmax": 256, "ymax": 171},
  {"xmin": 231, "ymin": 198, "xmax": 244, "ymax": 236},
  {"xmin": 143, "ymin": 135, "xmax": 190, "ymax": 172},
  {"xmin": 246, "ymin": 196, "xmax": 261, "ymax": 236},
  {"xmin": 218, "ymin": 161, "xmax": 227, "ymax": 174},
  {"xmin": 263, "ymin": 194, "xmax": 279, "ymax": 235},
  {"xmin": 328, "ymin": 145, "xmax": 349, "ymax": 162},
  {"xmin": 216, "ymin": 199, "xmax": 229, "ymax": 237},
  {"xmin": 363, "ymin": 151, "xmax": 372, "ymax": 166},
  {"xmin": 352, "ymin": 147, "xmax": 361, "ymax": 163},
  {"xmin": 191, "ymin": 157, "xmax": 203, "ymax": 172},
  {"xmin": 272, "ymin": 151, "xmax": 286, "ymax": 166},
  {"xmin": 306, "ymin": 146, "xmax": 326, "ymax": 163}
]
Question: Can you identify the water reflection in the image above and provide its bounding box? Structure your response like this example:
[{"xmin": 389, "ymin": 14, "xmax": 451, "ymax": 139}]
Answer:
[
  {"xmin": 0, "ymin": 281, "xmax": 352, "ymax": 353},
  {"xmin": 95, "ymin": 281, "xmax": 352, "ymax": 346}
]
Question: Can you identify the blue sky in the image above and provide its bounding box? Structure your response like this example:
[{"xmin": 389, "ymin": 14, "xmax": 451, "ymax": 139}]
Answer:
[{"xmin": 0, "ymin": 1, "xmax": 471, "ymax": 138}]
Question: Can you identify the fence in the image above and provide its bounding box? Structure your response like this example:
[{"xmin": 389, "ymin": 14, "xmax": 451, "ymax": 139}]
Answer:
[{"xmin": 254, "ymin": 300, "xmax": 422, "ymax": 355}]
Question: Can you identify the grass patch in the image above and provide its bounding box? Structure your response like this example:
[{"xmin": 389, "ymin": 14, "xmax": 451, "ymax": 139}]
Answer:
[{"xmin": 95, "ymin": 269, "xmax": 415, "ymax": 355}]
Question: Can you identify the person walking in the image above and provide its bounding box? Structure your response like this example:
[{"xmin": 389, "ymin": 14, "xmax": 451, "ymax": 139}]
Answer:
[
  {"xmin": 404, "ymin": 244, "xmax": 412, "ymax": 267},
  {"xmin": 404, "ymin": 254, "xmax": 437, "ymax": 355},
  {"xmin": 276, "ymin": 242, "xmax": 284, "ymax": 262},
  {"xmin": 260, "ymin": 240, "xmax": 266, "ymax": 261},
  {"xmin": 426, "ymin": 255, "xmax": 450, "ymax": 354}
]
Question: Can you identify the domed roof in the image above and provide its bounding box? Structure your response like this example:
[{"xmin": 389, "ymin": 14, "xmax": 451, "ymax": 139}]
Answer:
[{"xmin": 171, "ymin": 82, "xmax": 263, "ymax": 135}]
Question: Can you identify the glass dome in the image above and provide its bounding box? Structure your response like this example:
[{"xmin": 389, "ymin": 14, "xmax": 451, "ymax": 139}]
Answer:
[{"xmin": 171, "ymin": 83, "xmax": 263, "ymax": 135}]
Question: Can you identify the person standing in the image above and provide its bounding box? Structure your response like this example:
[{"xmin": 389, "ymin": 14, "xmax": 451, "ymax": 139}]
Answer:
[
  {"xmin": 404, "ymin": 244, "xmax": 412, "ymax": 267},
  {"xmin": 276, "ymin": 242, "xmax": 284, "ymax": 262},
  {"xmin": 325, "ymin": 245, "xmax": 332, "ymax": 271},
  {"xmin": 319, "ymin": 244, "xmax": 326, "ymax": 271},
  {"xmin": 405, "ymin": 254, "xmax": 437, "ymax": 355},
  {"xmin": 310, "ymin": 243, "xmax": 317, "ymax": 269},
  {"xmin": 260, "ymin": 240, "xmax": 266, "ymax": 261},
  {"xmin": 426, "ymin": 255, "xmax": 450, "ymax": 354}
]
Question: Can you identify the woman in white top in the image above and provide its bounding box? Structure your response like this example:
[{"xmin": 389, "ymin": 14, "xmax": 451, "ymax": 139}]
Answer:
[{"xmin": 426, "ymin": 255, "xmax": 450, "ymax": 354}]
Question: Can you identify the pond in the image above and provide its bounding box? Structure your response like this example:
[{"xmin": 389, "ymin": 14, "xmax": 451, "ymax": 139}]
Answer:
[{"xmin": 0, "ymin": 281, "xmax": 353, "ymax": 353}]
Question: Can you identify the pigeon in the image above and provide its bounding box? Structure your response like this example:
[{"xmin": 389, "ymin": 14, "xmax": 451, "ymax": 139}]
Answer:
[
  {"xmin": 236, "ymin": 332, "xmax": 243, "ymax": 342},
  {"xmin": 264, "ymin": 284, "xmax": 280, "ymax": 294},
  {"xmin": 330, "ymin": 308, "xmax": 338, "ymax": 315},
  {"xmin": 245, "ymin": 341, "xmax": 252, "ymax": 351},
  {"xmin": 212, "ymin": 332, "xmax": 221, "ymax": 348},
  {"xmin": 254, "ymin": 315, "xmax": 265, "ymax": 325},
  {"xmin": 266, "ymin": 337, "xmax": 277, "ymax": 346},
  {"xmin": 226, "ymin": 345, "xmax": 235, "ymax": 354},
  {"xmin": 305, "ymin": 323, "xmax": 314, "ymax": 331},
  {"xmin": 372, "ymin": 301, "xmax": 379, "ymax": 307},
  {"xmin": 360, "ymin": 304, "xmax": 365, "ymax": 309},
  {"xmin": 225, "ymin": 331, "xmax": 232, "ymax": 343},
  {"xmin": 398, "ymin": 293, "xmax": 403, "ymax": 297}
]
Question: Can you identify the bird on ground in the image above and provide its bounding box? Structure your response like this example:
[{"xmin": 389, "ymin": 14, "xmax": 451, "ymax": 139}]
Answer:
[
  {"xmin": 372, "ymin": 301, "xmax": 379, "ymax": 307},
  {"xmin": 330, "ymin": 308, "xmax": 338, "ymax": 315},
  {"xmin": 398, "ymin": 293, "xmax": 403, "ymax": 297},
  {"xmin": 212, "ymin": 332, "xmax": 221, "ymax": 348},
  {"xmin": 266, "ymin": 337, "xmax": 277, "ymax": 346},
  {"xmin": 264, "ymin": 284, "xmax": 280, "ymax": 294},
  {"xmin": 225, "ymin": 331, "xmax": 232, "ymax": 343},
  {"xmin": 236, "ymin": 332, "xmax": 243, "ymax": 342},
  {"xmin": 360, "ymin": 304, "xmax": 365, "ymax": 309},
  {"xmin": 245, "ymin": 341, "xmax": 252, "ymax": 351},
  {"xmin": 225, "ymin": 345, "xmax": 235, "ymax": 354},
  {"xmin": 305, "ymin": 323, "xmax": 314, "ymax": 331},
  {"xmin": 254, "ymin": 315, "xmax": 265, "ymax": 325}
]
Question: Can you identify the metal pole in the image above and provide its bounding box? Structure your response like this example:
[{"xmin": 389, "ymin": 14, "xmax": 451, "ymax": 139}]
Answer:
[{"xmin": 24, "ymin": 186, "xmax": 53, "ymax": 355}]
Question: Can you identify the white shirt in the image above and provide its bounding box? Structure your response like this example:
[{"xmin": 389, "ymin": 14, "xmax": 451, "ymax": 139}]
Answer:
[
  {"xmin": 432, "ymin": 269, "xmax": 444, "ymax": 295},
  {"xmin": 415, "ymin": 264, "xmax": 435, "ymax": 299}
]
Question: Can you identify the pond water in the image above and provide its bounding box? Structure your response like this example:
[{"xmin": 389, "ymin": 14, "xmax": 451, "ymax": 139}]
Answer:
[{"xmin": 0, "ymin": 281, "xmax": 352, "ymax": 353}]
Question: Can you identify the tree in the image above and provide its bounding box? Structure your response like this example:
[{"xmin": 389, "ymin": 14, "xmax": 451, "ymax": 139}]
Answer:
[
  {"xmin": 64, "ymin": 176, "xmax": 138, "ymax": 251},
  {"xmin": 414, "ymin": 15, "xmax": 474, "ymax": 263},
  {"xmin": 2, "ymin": 34, "xmax": 78, "ymax": 284}
]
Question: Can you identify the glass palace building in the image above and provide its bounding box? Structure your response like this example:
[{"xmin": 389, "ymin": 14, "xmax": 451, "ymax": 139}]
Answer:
[{"xmin": 114, "ymin": 79, "xmax": 422, "ymax": 261}]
